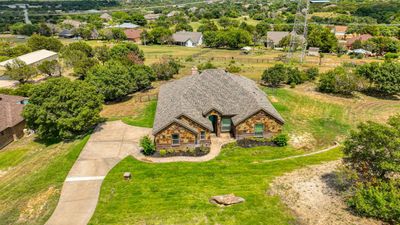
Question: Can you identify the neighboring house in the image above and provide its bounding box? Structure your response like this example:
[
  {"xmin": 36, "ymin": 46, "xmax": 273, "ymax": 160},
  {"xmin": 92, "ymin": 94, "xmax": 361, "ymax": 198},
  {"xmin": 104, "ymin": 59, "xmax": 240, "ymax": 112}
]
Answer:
[
  {"xmin": 346, "ymin": 34, "xmax": 373, "ymax": 49},
  {"xmin": 167, "ymin": 11, "xmax": 179, "ymax": 17},
  {"xmin": 266, "ymin": 31, "xmax": 289, "ymax": 48},
  {"xmin": 144, "ymin": 13, "xmax": 161, "ymax": 21},
  {"xmin": 152, "ymin": 69, "xmax": 284, "ymax": 150},
  {"xmin": 59, "ymin": 29, "xmax": 75, "ymax": 38},
  {"xmin": 0, "ymin": 94, "xmax": 27, "ymax": 149},
  {"xmin": 109, "ymin": 22, "xmax": 140, "ymax": 29},
  {"xmin": 332, "ymin": 25, "xmax": 348, "ymax": 40},
  {"xmin": 62, "ymin": 19, "xmax": 83, "ymax": 28},
  {"xmin": 307, "ymin": 47, "xmax": 320, "ymax": 57},
  {"xmin": 0, "ymin": 49, "xmax": 58, "ymax": 69},
  {"xmin": 100, "ymin": 13, "xmax": 112, "ymax": 21},
  {"xmin": 172, "ymin": 31, "xmax": 203, "ymax": 47},
  {"xmin": 124, "ymin": 29, "xmax": 143, "ymax": 43}
]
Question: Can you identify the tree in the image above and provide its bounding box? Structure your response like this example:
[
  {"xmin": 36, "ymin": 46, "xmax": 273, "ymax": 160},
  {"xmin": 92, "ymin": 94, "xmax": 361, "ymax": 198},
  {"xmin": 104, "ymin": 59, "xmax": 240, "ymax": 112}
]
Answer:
[
  {"xmin": 94, "ymin": 45, "xmax": 110, "ymax": 63},
  {"xmin": 255, "ymin": 20, "xmax": 271, "ymax": 37},
  {"xmin": 307, "ymin": 25, "xmax": 338, "ymax": 53},
  {"xmin": 175, "ymin": 23, "xmax": 193, "ymax": 32},
  {"xmin": 356, "ymin": 62, "xmax": 400, "ymax": 95},
  {"xmin": 197, "ymin": 20, "xmax": 218, "ymax": 32},
  {"xmin": 318, "ymin": 66, "xmax": 360, "ymax": 95},
  {"xmin": 343, "ymin": 115, "xmax": 400, "ymax": 181},
  {"xmin": 109, "ymin": 42, "xmax": 145, "ymax": 65},
  {"xmin": 4, "ymin": 59, "xmax": 37, "ymax": 83},
  {"xmin": 362, "ymin": 37, "xmax": 400, "ymax": 55},
  {"xmin": 147, "ymin": 27, "xmax": 172, "ymax": 45},
  {"xmin": 261, "ymin": 64, "xmax": 288, "ymax": 87},
  {"xmin": 23, "ymin": 77, "xmax": 103, "ymax": 140},
  {"xmin": 86, "ymin": 60, "xmax": 131, "ymax": 101},
  {"xmin": 27, "ymin": 34, "xmax": 63, "ymax": 52},
  {"xmin": 37, "ymin": 60, "xmax": 61, "ymax": 76},
  {"xmin": 127, "ymin": 65, "xmax": 155, "ymax": 92},
  {"xmin": 62, "ymin": 41, "xmax": 93, "ymax": 57},
  {"xmin": 130, "ymin": 13, "xmax": 147, "ymax": 26},
  {"xmin": 151, "ymin": 58, "xmax": 181, "ymax": 80},
  {"xmin": 111, "ymin": 28, "xmax": 127, "ymax": 40}
]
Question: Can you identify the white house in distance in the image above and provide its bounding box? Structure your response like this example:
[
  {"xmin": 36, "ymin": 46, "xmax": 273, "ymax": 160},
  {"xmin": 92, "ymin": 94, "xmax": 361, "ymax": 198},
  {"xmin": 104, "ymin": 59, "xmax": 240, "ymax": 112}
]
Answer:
[
  {"xmin": 0, "ymin": 49, "xmax": 58, "ymax": 70},
  {"xmin": 172, "ymin": 31, "xmax": 203, "ymax": 47}
]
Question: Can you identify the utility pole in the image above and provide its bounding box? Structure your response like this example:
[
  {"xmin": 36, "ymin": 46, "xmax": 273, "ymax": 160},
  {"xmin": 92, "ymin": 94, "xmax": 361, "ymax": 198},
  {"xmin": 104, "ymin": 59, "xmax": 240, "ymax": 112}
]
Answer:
[{"xmin": 287, "ymin": 0, "xmax": 310, "ymax": 63}]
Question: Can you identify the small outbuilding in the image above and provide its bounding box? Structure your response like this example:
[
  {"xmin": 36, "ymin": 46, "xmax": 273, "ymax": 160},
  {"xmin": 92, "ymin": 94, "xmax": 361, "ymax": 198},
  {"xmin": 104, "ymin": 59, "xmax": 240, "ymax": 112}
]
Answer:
[
  {"xmin": 307, "ymin": 47, "xmax": 320, "ymax": 57},
  {"xmin": 0, "ymin": 49, "xmax": 58, "ymax": 69}
]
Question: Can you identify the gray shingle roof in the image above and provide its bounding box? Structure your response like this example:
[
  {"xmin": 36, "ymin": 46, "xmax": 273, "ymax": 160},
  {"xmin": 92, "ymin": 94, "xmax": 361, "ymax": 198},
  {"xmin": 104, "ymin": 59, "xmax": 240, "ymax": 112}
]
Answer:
[
  {"xmin": 172, "ymin": 31, "xmax": 202, "ymax": 44},
  {"xmin": 152, "ymin": 69, "xmax": 284, "ymax": 135}
]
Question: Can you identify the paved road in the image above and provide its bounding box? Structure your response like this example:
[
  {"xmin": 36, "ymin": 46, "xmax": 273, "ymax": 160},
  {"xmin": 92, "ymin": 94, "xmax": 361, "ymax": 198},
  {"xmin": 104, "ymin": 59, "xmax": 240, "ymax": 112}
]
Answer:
[{"xmin": 46, "ymin": 121, "xmax": 151, "ymax": 225}]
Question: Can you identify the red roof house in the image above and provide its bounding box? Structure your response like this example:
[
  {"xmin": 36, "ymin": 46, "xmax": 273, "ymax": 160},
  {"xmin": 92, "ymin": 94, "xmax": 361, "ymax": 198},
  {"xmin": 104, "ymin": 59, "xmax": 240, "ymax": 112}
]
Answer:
[
  {"xmin": 124, "ymin": 29, "xmax": 143, "ymax": 43},
  {"xmin": 347, "ymin": 34, "xmax": 373, "ymax": 49}
]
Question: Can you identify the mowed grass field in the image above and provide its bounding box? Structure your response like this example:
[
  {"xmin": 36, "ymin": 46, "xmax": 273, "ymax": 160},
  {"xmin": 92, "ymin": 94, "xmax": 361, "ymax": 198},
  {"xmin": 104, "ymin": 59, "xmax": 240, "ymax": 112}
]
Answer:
[
  {"xmin": 89, "ymin": 87, "xmax": 349, "ymax": 224},
  {"xmin": 0, "ymin": 136, "xmax": 89, "ymax": 225}
]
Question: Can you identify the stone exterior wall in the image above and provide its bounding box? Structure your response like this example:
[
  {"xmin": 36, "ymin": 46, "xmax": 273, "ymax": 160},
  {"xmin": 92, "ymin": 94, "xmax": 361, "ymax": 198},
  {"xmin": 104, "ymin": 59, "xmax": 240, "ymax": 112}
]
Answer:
[
  {"xmin": 234, "ymin": 110, "xmax": 282, "ymax": 139},
  {"xmin": 0, "ymin": 121, "xmax": 25, "ymax": 149},
  {"xmin": 179, "ymin": 116, "xmax": 211, "ymax": 146},
  {"xmin": 154, "ymin": 122, "xmax": 197, "ymax": 150}
]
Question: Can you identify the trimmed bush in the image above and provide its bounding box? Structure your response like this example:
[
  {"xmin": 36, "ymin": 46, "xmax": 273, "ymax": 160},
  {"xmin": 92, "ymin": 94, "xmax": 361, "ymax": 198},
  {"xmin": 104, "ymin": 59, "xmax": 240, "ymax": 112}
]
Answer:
[
  {"xmin": 273, "ymin": 134, "xmax": 288, "ymax": 147},
  {"xmin": 139, "ymin": 136, "xmax": 155, "ymax": 156},
  {"xmin": 159, "ymin": 149, "xmax": 167, "ymax": 157}
]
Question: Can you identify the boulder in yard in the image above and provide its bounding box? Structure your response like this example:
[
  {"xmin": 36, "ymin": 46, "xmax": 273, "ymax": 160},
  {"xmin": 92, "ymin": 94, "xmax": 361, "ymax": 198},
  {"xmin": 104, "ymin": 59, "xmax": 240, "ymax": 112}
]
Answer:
[
  {"xmin": 209, "ymin": 194, "xmax": 245, "ymax": 207},
  {"xmin": 123, "ymin": 172, "xmax": 131, "ymax": 180}
]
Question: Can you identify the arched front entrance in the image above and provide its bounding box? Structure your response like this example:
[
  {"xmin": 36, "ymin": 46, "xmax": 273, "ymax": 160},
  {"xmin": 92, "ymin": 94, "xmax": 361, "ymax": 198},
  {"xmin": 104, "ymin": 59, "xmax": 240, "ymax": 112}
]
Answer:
[{"xmin": 208, "ymin": 115, "xmax": 218, "ymax": 133}]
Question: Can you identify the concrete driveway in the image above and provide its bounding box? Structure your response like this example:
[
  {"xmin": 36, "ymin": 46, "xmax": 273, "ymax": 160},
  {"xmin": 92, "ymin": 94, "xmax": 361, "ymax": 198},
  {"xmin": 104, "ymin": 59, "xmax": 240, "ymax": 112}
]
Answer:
[{"xmin": 46, "ymin": 121, "xmax": 151, "ymax": 225}]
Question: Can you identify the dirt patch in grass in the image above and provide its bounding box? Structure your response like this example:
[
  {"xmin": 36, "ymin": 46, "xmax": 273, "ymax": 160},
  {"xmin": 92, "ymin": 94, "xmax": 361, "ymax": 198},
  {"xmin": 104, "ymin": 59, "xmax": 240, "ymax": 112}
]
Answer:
[
  {"xmin": 289, "ymin": 132, "xmax": 317, "ymax": 150},
  {"xmin": 18, "ymin": 186, "xmax": 59, "ymax": 223},
  {"xmin": 290, "ymin": 83, "xmax": 400, "ymax": 125},
  {"xmin": 269, "ymin": 161, "xmax": 385, "ymax": 225}
]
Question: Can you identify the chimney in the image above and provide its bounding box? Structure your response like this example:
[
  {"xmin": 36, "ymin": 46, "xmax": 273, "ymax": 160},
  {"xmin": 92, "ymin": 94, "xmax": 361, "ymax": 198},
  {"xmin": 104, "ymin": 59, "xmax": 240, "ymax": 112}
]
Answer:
[{"xmin": 191, "ymin": 66, "xmax": 198, "ymax": 75}]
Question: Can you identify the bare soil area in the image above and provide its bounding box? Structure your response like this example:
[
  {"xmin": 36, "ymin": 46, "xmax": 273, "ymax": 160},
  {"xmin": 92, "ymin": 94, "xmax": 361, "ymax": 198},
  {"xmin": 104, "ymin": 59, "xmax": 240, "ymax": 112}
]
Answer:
[{"xmin": 269, "ymin": 161, "xmax": 385, "ymax": 225}]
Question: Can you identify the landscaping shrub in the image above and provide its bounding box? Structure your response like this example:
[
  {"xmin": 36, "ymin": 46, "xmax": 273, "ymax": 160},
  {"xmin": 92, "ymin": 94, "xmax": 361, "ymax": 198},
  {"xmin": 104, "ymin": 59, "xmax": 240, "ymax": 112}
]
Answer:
[
  {"xmin": 139, "ymin": 136, "xmax": 155, "ymax": 156},
  {"xmin": 286, "ymin": 67, "xmax": 307, "ymax": 85},
  {"xmin": 226, "ymin": 64, "xmax": 241, "ymax": 73},
  {"xmin": 347, "ymin": 181, "xmax": 400, "ymax": 224},
  {"xmin": 159, "ymin": 149, "xmax": 167, "ymax": 157},
  {"xmin": 305, "ymin": 67, "xmax": 319, "ymax": 80},
  {"xmin": 197, "ymin": 61, "xmax": 216, "ymax": 72},
  {"xmin": 273, "ymin": 134, "xmax": 288, "ymax": 147}
]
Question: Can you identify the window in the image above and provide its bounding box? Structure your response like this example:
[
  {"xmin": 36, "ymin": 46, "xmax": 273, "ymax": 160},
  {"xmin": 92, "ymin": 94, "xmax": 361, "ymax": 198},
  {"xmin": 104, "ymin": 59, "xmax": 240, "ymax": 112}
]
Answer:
[
  {"xmin": 221, "ymin": 118, "xmax": 231, "ymax": 132},
  {"xmin": 255, "ymin": 124, "xmax": 264, "ymax": 137},
  {"xmin": 200, "ymin": 131, "xmax": 206, "ymax": 140},
  {"xmin": 172, "ymin": 134, "xmax": 180, "ymax": 145}
]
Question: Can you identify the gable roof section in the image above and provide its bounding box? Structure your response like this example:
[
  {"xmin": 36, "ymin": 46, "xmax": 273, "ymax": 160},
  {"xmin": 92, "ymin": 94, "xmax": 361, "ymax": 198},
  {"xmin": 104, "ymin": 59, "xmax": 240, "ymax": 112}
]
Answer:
[
  {"xmin": 0, "ymin": 94, "xmax": 26, "ymax": 132},
  {"xmin": 172, "ymin": 32, "xmax": 202, "ymax": 44},
  {"xmin": 267, "ymin": 31, "xmax": 289, "ymax": 44},
  {"xmin": 152, "ymin": 69, "xmax": 284, "ymax": 135},
  {"xmin": 124, "ymin": 29, "xmax": 142, "ymax": 40}
]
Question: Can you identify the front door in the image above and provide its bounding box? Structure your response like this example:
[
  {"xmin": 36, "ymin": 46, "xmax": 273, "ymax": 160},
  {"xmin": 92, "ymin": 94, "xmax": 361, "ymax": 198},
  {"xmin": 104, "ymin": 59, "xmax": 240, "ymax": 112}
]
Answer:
[{"xmin": 208, "ymin": 115, "xmax": 218, "ymax": 133}]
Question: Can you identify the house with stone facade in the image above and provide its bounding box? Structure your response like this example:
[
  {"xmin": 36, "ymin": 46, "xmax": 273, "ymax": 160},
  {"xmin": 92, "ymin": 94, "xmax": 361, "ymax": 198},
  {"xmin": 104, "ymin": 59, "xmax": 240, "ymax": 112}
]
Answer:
[
  {"xmin": 152, "ymin": 69, "xmax": 284, "ymax": 150},
  {"xmin": 0, "ymin": 94, "xmax": 28, "ymax": 149}
]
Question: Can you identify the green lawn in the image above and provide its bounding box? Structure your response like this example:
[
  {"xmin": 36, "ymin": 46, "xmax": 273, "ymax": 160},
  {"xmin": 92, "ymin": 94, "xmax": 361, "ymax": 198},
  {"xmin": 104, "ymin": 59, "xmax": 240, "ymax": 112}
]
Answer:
[
  {"xmin": 89, "ymin": 87, "xmax": 349, "ymax": 224},
  {"xmin": 121, "ymin": 101, "xmax": 157, "ymax": 128},
  {"xmin": 0, "ymin": 136, "xmax": 89, "ymax": 225}
]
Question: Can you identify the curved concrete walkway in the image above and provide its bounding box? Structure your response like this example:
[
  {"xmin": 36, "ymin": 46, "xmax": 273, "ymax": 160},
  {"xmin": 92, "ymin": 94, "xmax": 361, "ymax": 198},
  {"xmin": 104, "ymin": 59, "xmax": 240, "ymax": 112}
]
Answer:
[{"xmin": 46, "ymin": 121, "xmax": 151, "ymax": 225}]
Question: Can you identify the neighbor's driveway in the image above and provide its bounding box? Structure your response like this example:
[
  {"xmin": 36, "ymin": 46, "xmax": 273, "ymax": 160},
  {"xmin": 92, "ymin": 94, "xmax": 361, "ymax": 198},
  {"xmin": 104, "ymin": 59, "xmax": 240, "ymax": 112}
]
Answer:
[{"xmin": 46, "ymin": 121, "xmax": 151, "ymax": 225}]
